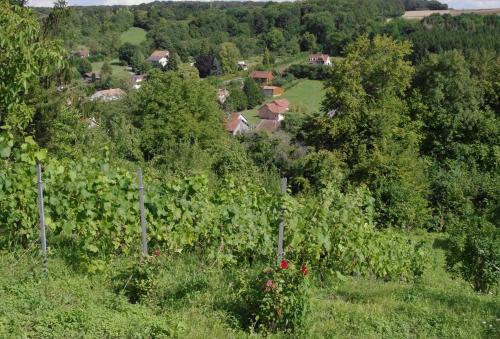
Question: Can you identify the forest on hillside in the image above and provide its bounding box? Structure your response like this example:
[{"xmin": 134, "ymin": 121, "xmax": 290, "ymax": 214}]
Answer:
[{"xmin": 0, "ymin": 0, "xmax": 498, "ymax": 337}]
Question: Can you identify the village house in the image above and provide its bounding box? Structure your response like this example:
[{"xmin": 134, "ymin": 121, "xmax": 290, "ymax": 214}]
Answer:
[
  {"xmin": 309, "ymin": 53, "xmax": 332, "ymax": 66},
  {"xmin": 258, "ymin": 99, "xmax": 290, "ymax": 121},
  {"xmin": 147, "ymin": 50, "xmax": 170, "ymax": 68},
  {"xmin": 256, "ymin": 119, "xmax": 281, "ymax": 133},
  {"xmin": 225, "ymin": 113, "xmax": 250, "ymax": 136},
  {"xmin": 89, "ymin": 88, "xmax": 125, "ymax": 102},
  {"xmin": 262, "ymin": 86, "xmax": 284, "ymax": 98},
  {"xmin": 83, "ymin": 72, "xmax": 101, "ymax": 83},
  {"xmin": 73, "ymin": 49, "xmax": 90, "ymax": 58},
  {"xmin": 250, "ymin": 71, "xmax": 274, "ymax": 85},
  {"xmin": 237, "ymin": 61, "xmax": 248, "ymax": 71},
  {"xmin": 131, "ymin": 74, "xmax": 146, "ymax": 90}
]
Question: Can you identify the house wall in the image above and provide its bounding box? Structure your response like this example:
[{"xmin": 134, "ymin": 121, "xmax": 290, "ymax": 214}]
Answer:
[{"xmin": 259, "ymin": 107, "xmax": 282, "ymax": 121}]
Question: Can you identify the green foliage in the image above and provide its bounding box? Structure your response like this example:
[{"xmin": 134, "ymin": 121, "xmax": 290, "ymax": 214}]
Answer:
[
  {"xmin": 446, "ymin": 218, "xmax": 499, "ymax": 292},
  {"xmin": 0, "ymin": 137, "xmax": 425, "ymax": 280},
  {"xmin": 118, "ymin": 42, "xmax": 141, "ymax": 66},
  {"xmin": 262, "ymin": 48, "xmax": 273, "ymax": 67},
  {"xmin": 165, "ymin": 52, "xmax": 180, "ymax": 71},
  {"xmin": 75, "ymin": 58, "xmax": 92, "ymax": 74},
  {"xmin": 243, "ymin": 78, "xmax": 264, "ymax": 109},
  {"xmin": 246, "ymin": 261, "xmax": 309, "ymax": 334},
  {"xmin": 218, "ymin": 42, "xmax": 240, "ymax": 74},
  {"xmin": 0, "ymin": 2, "xmax": 65, "ymax": 130},
  {"xmin": 301, "ymin": 32, "xmax": 317, "ymax": 52},
  {"xmin": 100, "ymin": 62, "xmax": 112, "ymax": 77},
  {"xmin": 225, "ymin": 87, "xmax": 248, "ymax": 112},
  {"xmin": 115, "ymin": 254, "xmax": 164, "ymax": 303},
  {"xmin": 133, "ymin": 70, "xmax": 225, "ymax": 167},
  {"xmin": 302, "ymin": 35, "xmax": 431, "ymax": 229}
]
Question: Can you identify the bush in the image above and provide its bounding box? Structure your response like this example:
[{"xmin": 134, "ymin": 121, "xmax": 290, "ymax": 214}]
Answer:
[
  {"xmin": 446, "ymin": 218, "xmax": 499, "ymax": 292},
  {"xmin": 245, "ymin": 260, "xmax": 309, "ymax": 334},
  {"xmin": 114, "ymin": 252, "xmax": 163, "ymax": 303},
  {"xmin": 286, "ymin": 64, "xmax": 331, "ymax": 80}
]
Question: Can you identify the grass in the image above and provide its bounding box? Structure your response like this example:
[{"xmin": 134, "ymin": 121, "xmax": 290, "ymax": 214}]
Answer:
[
  {"xmin": 243, "ymin": 79, "xmax": 325, "ymax": 126},
  {"xmin": 1, "ymin": 233, "xmax": 498, "ymax": 338},
  {"xmin": 91, "ymin": 58, "xmax": 131, "ymax": 83},
  {"xmin": 120, "ymin": 27, "xmax": 147, "ymax": 45}
]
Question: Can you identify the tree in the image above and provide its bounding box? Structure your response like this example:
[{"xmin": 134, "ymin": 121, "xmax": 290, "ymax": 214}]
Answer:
[
  {"xmin": 133, "ymin": 70, "xmax": 225, "ymax": 168},
  {"xmin": 243, "ymin": 78, "xmax": 263, "ymax": 108},
  {"xmin": 165, "ymin": 52, "xmax": 180, "ymax": 71},
  {"xmin": 264, "ymin": 28, "xmax": 285, "ymax": 52},
  {"xmin": 301, "ymin": 32, "xmax": 317, "ymax": 52},
  {"xmin": 218, "ymin": 42, "xmax": 240, "ymax": 75},
  {"xmin": 0, "ymin": 2, "xmax": 65, "ymax": 131},
  {"xmin": 100, "ymin": 62, "xmax": 112, "ymax": 77},
  {"xmin": 411, "ymin": 50, "xmax": 499, "ymax": 230},
  {"xmin": 262, "ymin": 48, "xmax": 273, "ymax": 67},
  {"xmin": 118, "ymin": 42, "xmax": 140, "ymax": 66},
  {"xmin": 225, "ymin": 87, "xmax": 248, "ymax": 112},
  {"xmin": 302, "ymin": 35, "xmax": 430, "ymax": 229},
  {"xmin": 76, "ymin": 58, "xmax": 92, "ymax": 75}
]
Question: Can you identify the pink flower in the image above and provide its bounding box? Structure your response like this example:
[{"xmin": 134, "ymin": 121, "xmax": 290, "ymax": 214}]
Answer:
[
  {"xmin": 264, "ymin": 279, "xmax": 276, "ymax": 292},
  {"xmin": 300, "ymin": 264, "xmax": 309, "ymax": 276},
  {"xmin": 280, "ymin": 260, "xmax": 288, "ymax": 269}
]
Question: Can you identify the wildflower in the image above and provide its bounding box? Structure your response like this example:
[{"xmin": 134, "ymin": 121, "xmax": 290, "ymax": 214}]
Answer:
[
  {"xmin": 280, "ymin": 259, "xmax": 288, "ymax": 269},
  {"xmin": 153, "ymin": 249, "xmax": 161, "ymax": 257},
  {"xmin": 300, "ymin": 264, "xmax": 308, "ymax": 276},
  {"xmin": 264, "ymin": 279, "xmax": 275, "ymax": 292}
]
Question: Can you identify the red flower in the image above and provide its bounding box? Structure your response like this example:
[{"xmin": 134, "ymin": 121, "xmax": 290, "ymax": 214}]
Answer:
[
  {"xmin": 300, "ymin": 264, "xmax": 308, "ymax": 276},
  {"xmin": 280, "ymin": 259, "xmax": 288, "ymax": 269},
  {"xmin": 153, "ymin": 249, "xmax": 161, "ymax": 257}
]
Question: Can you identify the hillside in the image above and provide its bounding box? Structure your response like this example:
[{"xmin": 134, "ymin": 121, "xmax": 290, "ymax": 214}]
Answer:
[{"xmin": 1, "ymin": 1, "xmax": 499, "ymax": 338}]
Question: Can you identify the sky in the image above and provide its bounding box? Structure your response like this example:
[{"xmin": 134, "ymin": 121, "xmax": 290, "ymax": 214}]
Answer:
[{"xmin": 28, "ymin": 0, "xmax": 500, "ymax": 9}]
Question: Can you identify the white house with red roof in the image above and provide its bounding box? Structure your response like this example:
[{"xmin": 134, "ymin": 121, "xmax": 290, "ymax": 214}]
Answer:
[
  {"xmin": 309, "ymin": 53, "xmax": 332, "ymax": 66},
  {"xmin": 224, "ymin": 113, "xmax": 250, "ymax": 136},
  {"xmin": 147, "ymin": 50, "xmax": 170, "ymax": 67},
  {"xmin": 258, "ymin": 99, "xmax": 290, "ymax": 121}
]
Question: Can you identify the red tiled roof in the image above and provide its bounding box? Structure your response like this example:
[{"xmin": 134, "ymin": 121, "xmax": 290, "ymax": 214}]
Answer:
[
  {"xmin": 147, "ymin": 50, "xmax": 170, "ymax": 61},
  {"xmin": 256, "ymin": 119, "xmax": 281, "ymax": 133},
  {"xmin": 250, "ymin": 71, "xmax": 273, "ymax": 79},
  {"xmin": 225, "ymin": 113, "xmax": 243, "ymax": 132},
  {"xmin": 261, "ymin": 99, "xmax": 289, "ymax": 114}
]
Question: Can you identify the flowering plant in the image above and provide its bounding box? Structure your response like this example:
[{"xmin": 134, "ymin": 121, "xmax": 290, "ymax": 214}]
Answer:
[{"xmin": 247, "ymin": 260, "xmax": 310, "ymax": 333}]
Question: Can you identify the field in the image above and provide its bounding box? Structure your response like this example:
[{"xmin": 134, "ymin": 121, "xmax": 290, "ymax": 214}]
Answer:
[
  {"xmin": 402, "ymin": 8, "xmax": 500, "ymax": 20},
  {"xmin": 120, "ymin": 27, "xmax": 147, "ymax": 45},
  {"xmin": 91, "ymin": 58, "xmax": 131, "ymax": 81},
  {"xmin": 1, "ymin": 233, "xmax": 498, "ymax": 338},
  {"xmin": 243, "ymin": 79, "xmax": 325, "ymax": 125}
]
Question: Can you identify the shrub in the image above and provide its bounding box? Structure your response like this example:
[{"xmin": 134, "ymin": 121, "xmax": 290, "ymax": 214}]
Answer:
[
  {"xmin": 246, "ymin": 260, "xmax": 309, "ymax": 334},
  {"xmin": 446, "ymin": 218, "xmax": 499, "ymax": 292},
  {"xmin": 286, "ymin": 64, "xmax": 331, "ymax": 80},
  {"xmin": 114, "ymin": 252, "xmax": 163, "ymax": 303}
]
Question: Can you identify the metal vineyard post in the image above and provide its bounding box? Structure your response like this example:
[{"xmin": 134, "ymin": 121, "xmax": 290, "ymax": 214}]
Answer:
[
  {"xmin": 137, "ymin": 168, "xmax": 148, "ymax": 257},
  {"xmin": 36, "ymin": 162, "xmax": 48, "ymax": 274},
  {"xmin": 277, "ymin": 177, "xmax": 287, "ymax": 265}
]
